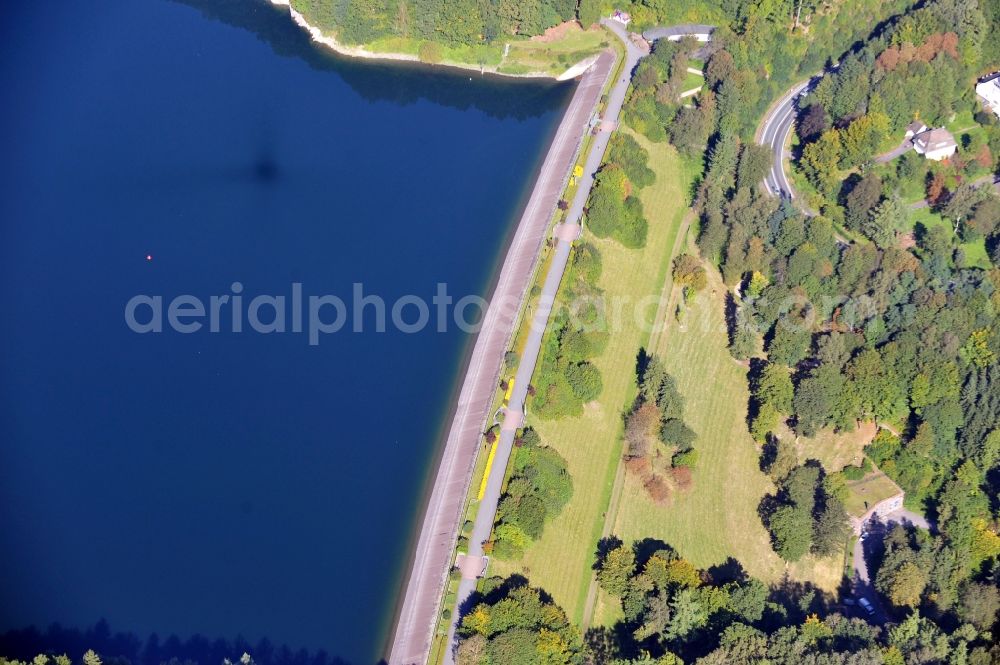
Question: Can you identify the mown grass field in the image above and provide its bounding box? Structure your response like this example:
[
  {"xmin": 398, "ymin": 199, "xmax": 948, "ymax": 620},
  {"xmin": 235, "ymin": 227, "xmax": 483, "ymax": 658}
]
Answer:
[
  {"xmin": 491, "ymin": 132, "xmax": 694, "ymax": 623},
  {"xmin": 777, "ymin": 421, "xmax": 876, "ymax": 472},
  {"xmin": 364, "ymin": 22, "xmax": 609, "ymax": 76},
  {"xmin": 501, "ymin": 24, "xmax": 611, "ymax": 76},
  {"xmin": 364, "ymin": 35, "xmax": 502, "ymax": 65},
  {"xmin": 594, "ymin": 259, "xmax": 844, "ymax": 625},
  {"xmin": 843, "ymin": 471, "xmax": 902, "ymax": 517},
  {"xmin": 680, "ymin": 71, "xmax": 704, "ymax": 93},
  {"xmin": 910, "ymin": 206, "xmax": 991, "ymax": 268}
]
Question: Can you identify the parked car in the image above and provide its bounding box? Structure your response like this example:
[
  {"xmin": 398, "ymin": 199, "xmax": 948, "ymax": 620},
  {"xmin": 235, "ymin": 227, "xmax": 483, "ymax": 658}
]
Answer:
[{"xmin": 858, "ymin": 597, "xmax": 876, "ymax": 617}]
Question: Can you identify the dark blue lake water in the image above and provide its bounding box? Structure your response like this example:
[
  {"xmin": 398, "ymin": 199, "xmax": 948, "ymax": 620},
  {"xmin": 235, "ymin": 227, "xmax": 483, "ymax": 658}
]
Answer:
[{"xmin": 0, "ymin": 2, "xmax": 572, "ymax": 662}]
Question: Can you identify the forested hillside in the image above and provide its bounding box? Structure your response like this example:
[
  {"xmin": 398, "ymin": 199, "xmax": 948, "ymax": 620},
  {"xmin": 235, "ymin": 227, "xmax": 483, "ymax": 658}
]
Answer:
[
  {"xmin": 290, "ymin": 0, "xmax": 577, "ymax": 45},
  {"xmin": 284, "ymin": 0, "xmax": 986, "ymax": 88},
  {"xmin": 795, "ymin": 0, "xmax": 1000, "ymax": 202},
  {"xmin": 663, "ymin": 0, "xmax": 1000, "ymax": 650},
  {"xmin": 458, "ymin": 547, "xmax": 998, "ymax": 663}
]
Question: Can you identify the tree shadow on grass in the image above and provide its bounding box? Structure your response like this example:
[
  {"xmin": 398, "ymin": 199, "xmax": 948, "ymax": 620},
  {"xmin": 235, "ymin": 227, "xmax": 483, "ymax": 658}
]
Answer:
[
  {"xmin": 705, "ymin": 556, "xmax": 749, "ymax": 585},
  {"xmin": 593, "ymin": 535, "xmax": 624, "ymax": 570},
  {"xmin": 631, "ymin": 538, "xmax": 676, "ymax": 568}
]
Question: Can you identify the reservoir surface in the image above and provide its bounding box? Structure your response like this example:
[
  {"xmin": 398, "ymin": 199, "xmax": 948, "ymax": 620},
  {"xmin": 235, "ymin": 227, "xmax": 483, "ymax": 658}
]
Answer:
[{"xmin": 0, "ymin": 1, "xmax": 572, "ymax": 662}]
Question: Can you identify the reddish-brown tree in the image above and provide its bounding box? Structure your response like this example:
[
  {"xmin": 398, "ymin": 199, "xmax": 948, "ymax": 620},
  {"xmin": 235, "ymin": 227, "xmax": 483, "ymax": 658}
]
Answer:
[
  {"xmin": 672, "ymin": 466, "xmax": 693, "ymax": 491},
  {"xmin": 644, "ymin": 474, "xmax": 670, "ymax": 503},
  {"xmin": 927, "ymin": 171, "xmax": 947, "ymax": 205}
]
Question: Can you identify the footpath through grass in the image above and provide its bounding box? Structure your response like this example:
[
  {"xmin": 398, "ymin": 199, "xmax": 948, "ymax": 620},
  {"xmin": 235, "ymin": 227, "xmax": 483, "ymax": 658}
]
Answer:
[{"xmin": 491, "ymin": 133, "xmax": 694, "ymax": 623}]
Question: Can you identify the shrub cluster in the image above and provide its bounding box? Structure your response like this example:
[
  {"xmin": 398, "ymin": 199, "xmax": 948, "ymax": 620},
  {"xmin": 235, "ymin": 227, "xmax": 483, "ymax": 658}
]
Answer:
[{"xmin": 492, "ymin": 428, "xmax": 572, "ymax": 559}]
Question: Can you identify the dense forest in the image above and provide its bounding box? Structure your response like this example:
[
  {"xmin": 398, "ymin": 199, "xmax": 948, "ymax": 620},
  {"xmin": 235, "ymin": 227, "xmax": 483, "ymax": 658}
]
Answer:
[
  {"xmin": 796, "ymin": 0, "xmax": 1000, "ymax": 207},
  {"xmin": 457, "ymin": 541, "xmax": 998, "ymax": 663},
  {"xmin": 289, "ymin": 0, "xmax": 579, "ymax": 45},
  {"xmin": 284, "ymin": 0, "xmax": 970, "ymax": 96},
  {"xmin": 693, "ymin": 0, "xmax": 1000, "ymax": 521},
  {"xmin": 666, "ymin": 0, "xmax": 1000, "ymax": 654}
]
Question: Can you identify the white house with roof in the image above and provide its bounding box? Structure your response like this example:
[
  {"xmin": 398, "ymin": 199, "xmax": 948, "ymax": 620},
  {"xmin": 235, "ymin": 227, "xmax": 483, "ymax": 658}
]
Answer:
[
  {"xmin": 904, "ymin": 120, "xmax": 927, "ymax": 139},
  {"xmin": 976, "ymin": 72, "xmax": 1000, "ymax": 117},
  {"xmin": 912, "ymin": 127, "xmax": 957, "ymax": 161},
  {"xmin": 611, "ymin": 9, "xmax": 631, "ymax": 25}
]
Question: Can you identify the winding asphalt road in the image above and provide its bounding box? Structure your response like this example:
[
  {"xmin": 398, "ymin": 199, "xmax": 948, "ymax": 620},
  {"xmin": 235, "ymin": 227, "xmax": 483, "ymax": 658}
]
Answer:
[
  {"xmin": 759, "ymin": 79, "xmax": 813, "ymax": 200},
  {"xmin": 757, "ymin": 66, "xmax": 847, "ymax": 212},
  {"xmin": 760, "ymin": 71, "xmax": 1000, "ymax": 221}
]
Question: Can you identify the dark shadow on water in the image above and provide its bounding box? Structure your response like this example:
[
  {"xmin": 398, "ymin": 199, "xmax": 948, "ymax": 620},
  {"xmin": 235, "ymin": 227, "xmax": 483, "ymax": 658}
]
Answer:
[
  {"xmin": 0, "ymin": 621, "xmax": 355, "ymax": 665},
  {"xmin": 168, "ymin": 0, "xmax": 574, "ymax": 120}
]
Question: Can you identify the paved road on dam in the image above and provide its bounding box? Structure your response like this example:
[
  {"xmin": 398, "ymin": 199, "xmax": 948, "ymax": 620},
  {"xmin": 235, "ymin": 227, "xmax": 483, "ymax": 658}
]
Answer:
[
  {"xmin": 435, "ymin": 18, "xmax": 646, "ymax": 665},
  {"xmin": 386, "ymin": 47, "xmax": 616, "ymax": 665}
]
